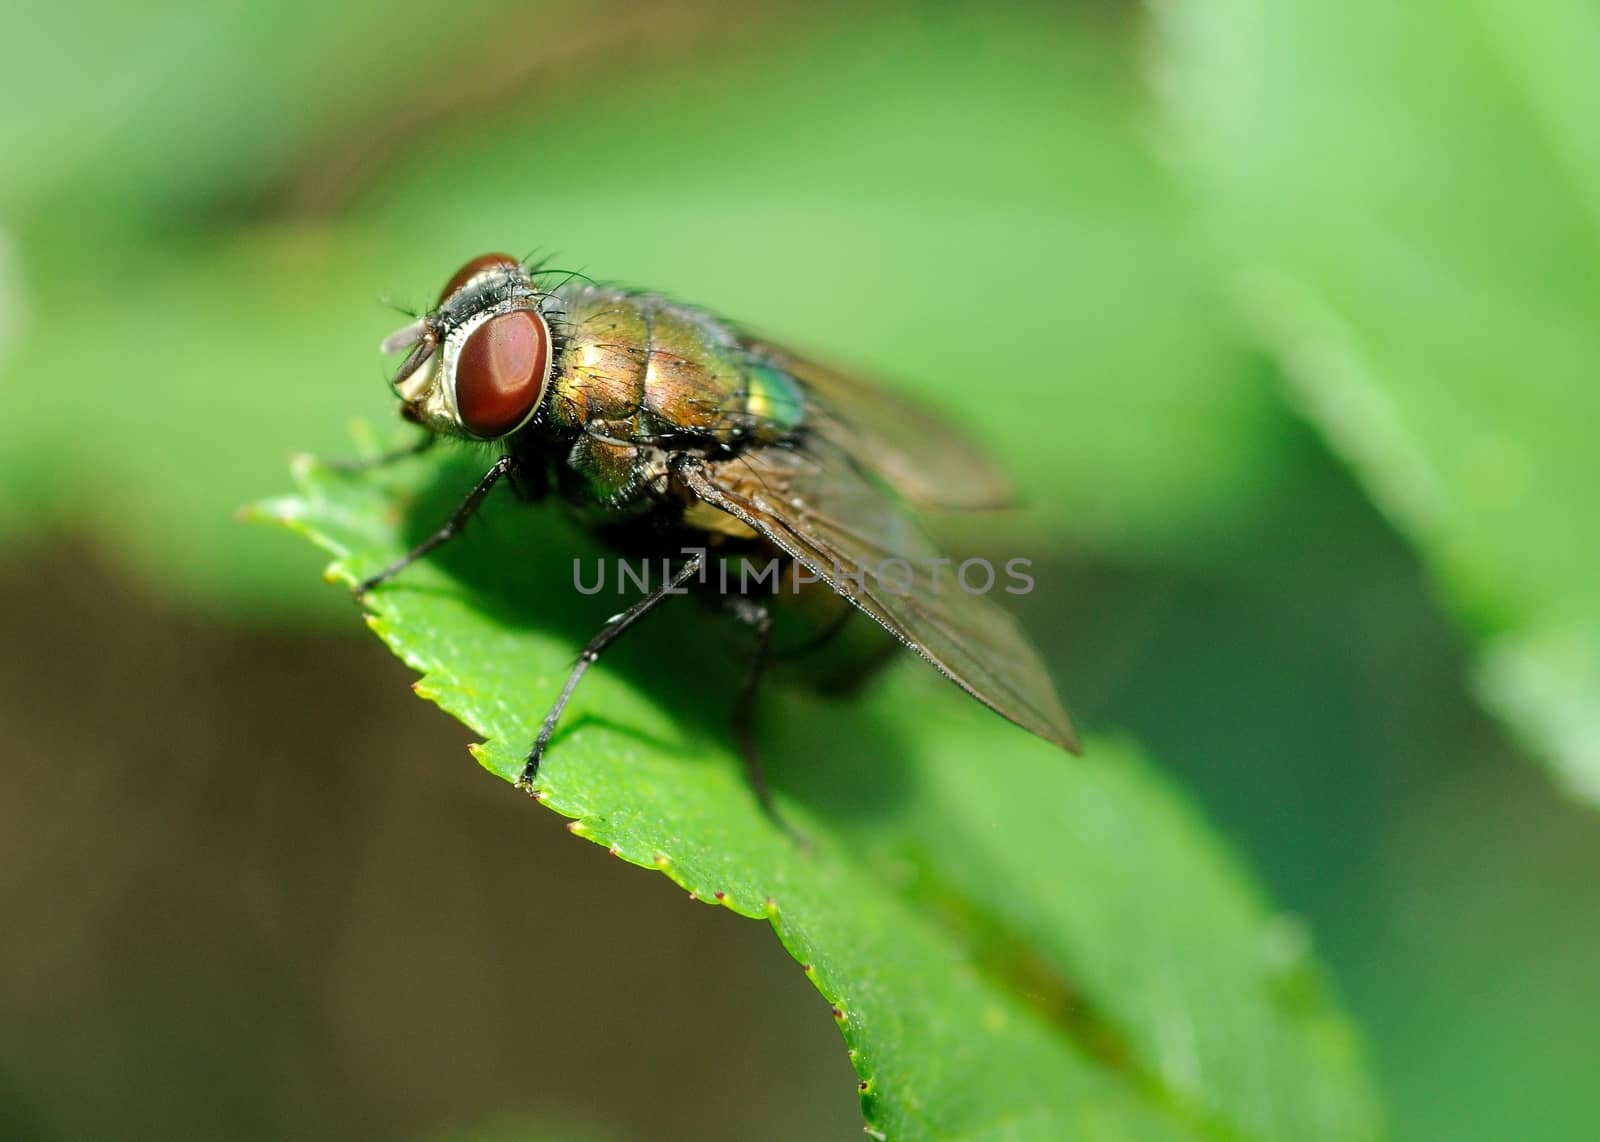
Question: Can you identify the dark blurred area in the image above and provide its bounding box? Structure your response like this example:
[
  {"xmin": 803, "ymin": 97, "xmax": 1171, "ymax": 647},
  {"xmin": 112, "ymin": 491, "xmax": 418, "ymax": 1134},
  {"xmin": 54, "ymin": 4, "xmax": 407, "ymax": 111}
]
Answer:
[
  {"xmin": 2, "ymin": 1, "xmax": 1598, "ymax": 1139},
  {"xmin": 0, "ymin": 548, "xmax": 858, "ymax": 1142}
]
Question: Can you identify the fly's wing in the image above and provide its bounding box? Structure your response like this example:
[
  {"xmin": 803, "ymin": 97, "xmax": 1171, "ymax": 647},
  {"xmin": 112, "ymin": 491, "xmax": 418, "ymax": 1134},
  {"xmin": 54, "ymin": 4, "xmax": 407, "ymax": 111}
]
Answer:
[
  {"xmin": 675, "ymin": 441, "xmax": 1079, "ymax": 753},
  {"xmin": 742, "ymin": 340, "xmax": 1016, "ymax": 511}
]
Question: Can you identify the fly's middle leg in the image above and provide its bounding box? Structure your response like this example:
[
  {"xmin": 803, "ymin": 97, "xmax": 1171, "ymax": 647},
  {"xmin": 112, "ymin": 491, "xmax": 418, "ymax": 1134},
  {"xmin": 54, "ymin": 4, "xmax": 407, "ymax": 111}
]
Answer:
[{"xmin": 516, "ymin": 551, "xmax": 707, "ymax": 790}]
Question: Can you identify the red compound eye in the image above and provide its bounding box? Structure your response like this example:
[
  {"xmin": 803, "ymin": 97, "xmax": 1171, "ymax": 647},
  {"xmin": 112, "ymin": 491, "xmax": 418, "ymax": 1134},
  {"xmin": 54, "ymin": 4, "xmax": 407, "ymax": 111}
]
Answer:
[
  {"xmin": 454, "ymin": 309, "xmax": 551, "ymax": 438},
  {"xmin": 438, "ymin": 252, "xmax": 521, "ymax": 305}
]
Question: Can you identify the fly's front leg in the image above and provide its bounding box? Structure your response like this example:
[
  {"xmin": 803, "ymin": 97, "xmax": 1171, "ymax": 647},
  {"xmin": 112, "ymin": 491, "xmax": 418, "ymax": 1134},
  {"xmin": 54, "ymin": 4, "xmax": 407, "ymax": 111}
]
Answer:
[
  {"xmin": 324, "ymin": 431, "xmax": 437, "ymax": 472},
  {"xmin": 356, "ymin": 455, "xmax": 517, "ymax": 596},
  {"xmin": 507, "ymin": 458, "xmax": 549, "ymax": 503},
  {"xmin": 517, "ymin": 551, "xmax": 707, "ymax": 790}
]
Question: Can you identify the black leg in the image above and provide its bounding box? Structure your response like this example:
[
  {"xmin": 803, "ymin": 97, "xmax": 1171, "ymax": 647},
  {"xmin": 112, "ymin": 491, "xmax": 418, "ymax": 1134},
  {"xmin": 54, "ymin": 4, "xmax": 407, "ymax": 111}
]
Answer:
[
  {"xmin": 724, "ymin": 597, "xmax": 779, "ymax": 818},
  {"xmin": 724, "ymin": 597, "xmax": 809, "ymax": 845},
  {"xmin": 325, "ymin": 431, "xmax": 437, "ymax": 472},
  {"xmin": 356, "ymin": 455, "xmax": 516, "ymax": 596},
  {"xmin": 516, "ymin": 551, "xmax": 706, "ymax": 789}
]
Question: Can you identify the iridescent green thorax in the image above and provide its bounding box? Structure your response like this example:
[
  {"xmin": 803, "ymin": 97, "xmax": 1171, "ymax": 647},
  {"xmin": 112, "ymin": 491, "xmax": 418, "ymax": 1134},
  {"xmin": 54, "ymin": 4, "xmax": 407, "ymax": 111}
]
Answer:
[
  {"xmin": 543, "ymin": 285, "xmax": 804, "ymax": 442},
  {"xmin": 533, "ymin": 285, "xmax": 806, "ymax": 507}
]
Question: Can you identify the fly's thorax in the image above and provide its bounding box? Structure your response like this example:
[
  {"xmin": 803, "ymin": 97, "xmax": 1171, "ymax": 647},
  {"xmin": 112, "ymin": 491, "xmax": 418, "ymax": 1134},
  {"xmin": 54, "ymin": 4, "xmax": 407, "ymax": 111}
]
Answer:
[
  {"xmin": 638, "ymin": 303, "xmax": 745, "ymax": 433},
  {"xmin": 544, "ymin": 291, "xmax": 649, "ymax": 427},
  {"xmin": 559, "ymin": 431, "xmax": 661, "ymax": 510},
  {"xmin": 546, "ymin": 288, "xmax": 805, "ymax": 446}
]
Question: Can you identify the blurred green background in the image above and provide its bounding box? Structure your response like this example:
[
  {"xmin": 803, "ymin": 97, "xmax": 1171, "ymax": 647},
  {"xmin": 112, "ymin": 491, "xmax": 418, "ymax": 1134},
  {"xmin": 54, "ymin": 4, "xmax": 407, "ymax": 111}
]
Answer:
[{"xmin": 2, "ymin": 1, "xmax": 1597, "ymax": 1139}]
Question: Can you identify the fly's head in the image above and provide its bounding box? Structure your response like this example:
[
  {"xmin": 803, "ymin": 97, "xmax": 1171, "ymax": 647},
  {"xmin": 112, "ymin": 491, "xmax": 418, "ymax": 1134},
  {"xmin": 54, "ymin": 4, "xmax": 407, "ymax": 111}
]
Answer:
[{"xmin": 381, "ymin": 253, "xmax": 556, "ymax": 442}]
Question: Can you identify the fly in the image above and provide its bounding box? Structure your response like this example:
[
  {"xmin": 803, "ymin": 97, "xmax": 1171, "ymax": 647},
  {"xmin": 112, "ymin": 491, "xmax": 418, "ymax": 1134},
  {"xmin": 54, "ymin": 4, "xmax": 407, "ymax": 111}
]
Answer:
[{"xmin": 352, "ymin": 253, "xmax": 1079, "ymax": 819}]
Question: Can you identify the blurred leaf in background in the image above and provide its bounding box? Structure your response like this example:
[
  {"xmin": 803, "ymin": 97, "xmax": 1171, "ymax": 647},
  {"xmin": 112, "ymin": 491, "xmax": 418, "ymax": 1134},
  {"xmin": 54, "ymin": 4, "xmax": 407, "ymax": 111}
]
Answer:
[{"xmin": 1154, "ymin": 0, "xmax": 1600, "ymax": 803}]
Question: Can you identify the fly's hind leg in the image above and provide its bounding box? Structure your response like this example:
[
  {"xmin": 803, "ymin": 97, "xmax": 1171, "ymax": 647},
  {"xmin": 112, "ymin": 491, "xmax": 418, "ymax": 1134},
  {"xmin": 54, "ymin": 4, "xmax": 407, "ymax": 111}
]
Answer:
[
  {"xmin": 724, "ymin": 596, "xmax": 775, "ymax": 812},
  {"xmin": 723, "ymin": 596, "xmax": 807, "ymax": 845}
]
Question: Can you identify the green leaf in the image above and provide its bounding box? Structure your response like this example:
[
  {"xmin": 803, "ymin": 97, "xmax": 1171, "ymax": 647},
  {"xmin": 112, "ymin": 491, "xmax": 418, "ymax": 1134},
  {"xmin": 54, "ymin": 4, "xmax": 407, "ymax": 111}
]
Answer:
[
  {"xmin": 1154, "ymin": 0, "xmax": 1600, "ymax": 800},
  {"xmin": 250, "ymin": 448, "xmax": 1379, "ymax": 1140}
]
